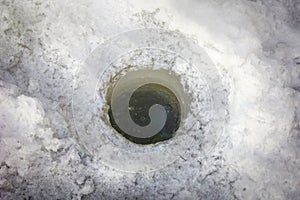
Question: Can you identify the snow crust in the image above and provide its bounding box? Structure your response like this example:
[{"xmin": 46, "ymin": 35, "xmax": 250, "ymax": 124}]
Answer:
[{"xmin": 0, "ymin": 0, "xmax": 299, "ymax": 199}]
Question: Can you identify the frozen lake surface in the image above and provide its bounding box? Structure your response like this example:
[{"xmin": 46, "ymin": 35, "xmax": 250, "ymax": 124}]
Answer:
[{"xmin": 0, "ymin": 0, "xmax": 299, "ymax": 199}]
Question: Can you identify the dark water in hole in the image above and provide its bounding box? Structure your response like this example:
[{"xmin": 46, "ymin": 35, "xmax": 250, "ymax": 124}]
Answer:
[{"xmin": 109, "ymin": 83, "xmax": 181, "ymax": 145}]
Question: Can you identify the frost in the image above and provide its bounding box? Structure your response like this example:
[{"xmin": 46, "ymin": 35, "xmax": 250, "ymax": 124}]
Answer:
[{"xmin": 0, "ymin": 0, "xmax": 299, "ymax": 199}]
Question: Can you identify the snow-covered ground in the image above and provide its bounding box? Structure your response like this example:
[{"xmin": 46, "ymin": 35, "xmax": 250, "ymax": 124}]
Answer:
[{"xmin": 0, "ymin": 0, "xmax": 299, "ymax": 199}]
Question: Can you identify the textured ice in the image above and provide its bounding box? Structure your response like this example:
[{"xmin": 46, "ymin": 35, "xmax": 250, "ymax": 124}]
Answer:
[{"xmin": 0, "ymin": 0, "xmax": 299, "ymax": 199}]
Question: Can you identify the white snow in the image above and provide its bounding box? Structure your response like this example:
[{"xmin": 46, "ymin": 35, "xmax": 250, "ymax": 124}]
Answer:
[{"xmin": 0, "ymin": 0, "xmax": 299, "ymax": 199}]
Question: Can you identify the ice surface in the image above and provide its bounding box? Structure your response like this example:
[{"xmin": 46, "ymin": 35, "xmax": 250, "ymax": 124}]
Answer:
[{"xmin": 0, "ymin": 0, "xmax": 299, "ymax": 199}]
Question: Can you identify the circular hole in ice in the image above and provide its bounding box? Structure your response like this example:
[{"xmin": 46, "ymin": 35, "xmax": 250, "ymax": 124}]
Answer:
[{"xmin": 107, "ymin": 70, "xmax": 186, "ymax": 145}]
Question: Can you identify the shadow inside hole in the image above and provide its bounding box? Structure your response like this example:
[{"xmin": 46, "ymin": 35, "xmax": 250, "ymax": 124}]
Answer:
[{"xmin": 108, "ymin": 83, "xmax": 181, "ymax": 145}]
